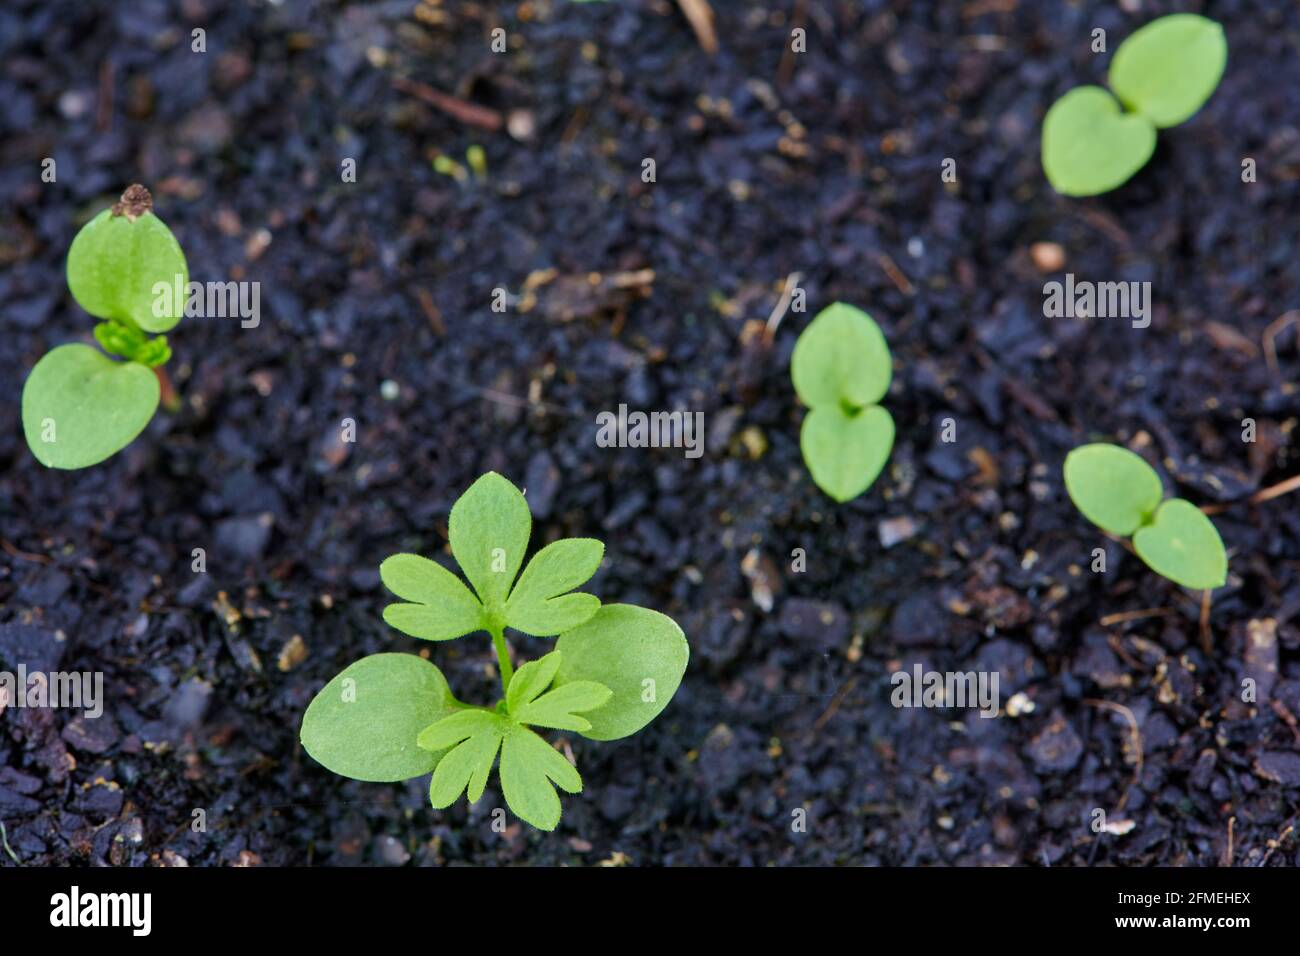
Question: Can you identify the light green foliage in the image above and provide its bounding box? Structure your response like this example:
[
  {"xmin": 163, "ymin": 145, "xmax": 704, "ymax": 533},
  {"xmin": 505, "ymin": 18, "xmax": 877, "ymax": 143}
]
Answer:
[
  {"xmin": 505, "ymin": 538, "xmax": 604, "ymax": 636},
  {"xmin": 415, "ymin": 651, "xmax": 611, "ymax": 830},
  {"xmin": 300, "ymin": 654, "xmax": 463, "ymax": 782},
  {"xmin": 67, "ymin": 203, "xmax": 188, "ymax": 333},
  {"xmin": 380, "ymin": 553, "xmax": 484, "ymax": 640},
  {"xmin": 1042, "ymin": 87, "xmax": 1156, "ymax": 198},
  {"xmin": 1109, "ymin": 14, "xmax": 1227, "ymax": 128},
  {"xmin": 21, "ymin": 185, "xmax": 187, "ymax": 469},
  {"xmin": 301, "ymin": 473, "xmax": 690, "ymax": 830},
  {"xmin": 449, "ymin": 472, "xmax": 532, "ymax": 621},
  {"xmin": 21, "ymin": 344, "xmax": 161, "ymax": 470},
  {"xmin": 1064, "ymin": 443, "xmax": 1227, "ymax": 590},
  {"xmin": 555, "ymin": 605, "xmax": 689, "ymax": 740},
  {"xmin": 790, "ymin": 302, "xmax": 895, "ymax": 502},
  {"xmin": 1063, "ymin": 443, "xmax": 1163, "ymax": 536},
  {"xmin": 1042, "ymin": 14, "xmax": 1226, "ymax": 196},
  {"xmin": 1132, "ymin": 499, "xmax": 1228, "ymax": 592},
  {"xmin": 381, "ymin": 473, "xmax": 602, "ymax": 640}
]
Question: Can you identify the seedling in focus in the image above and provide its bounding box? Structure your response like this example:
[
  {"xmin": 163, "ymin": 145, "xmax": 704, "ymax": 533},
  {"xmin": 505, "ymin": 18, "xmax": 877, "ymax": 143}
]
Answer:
[
  {"xmin": 300, "ymin": 472, "xmax": 689, "ymax": 831},
  {"xmin": 21, "ymin": 185, "xmax": 188, "ymax": 469},
  {"xmin": 1064, "ymin": 442, "xmax": 1227, "ymax": 590},
  {"xmin": 791, "ymin": 302, "xmax": 895, "ymax": 503}
]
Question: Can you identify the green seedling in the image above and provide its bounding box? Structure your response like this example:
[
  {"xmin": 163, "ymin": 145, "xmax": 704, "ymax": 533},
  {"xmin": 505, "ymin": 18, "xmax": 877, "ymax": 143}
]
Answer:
[
  {"xmin": 1042, "ymin": 14, "xmax": 1226, "ymax": 196},
  {"xmin": 1064, "ymin": 443, "xmax": 1227, "ymax": 591},
  {"xmin": 300, "ymin": 472, "xmax": 689, "ymax": 831},
  {"xmin": 791, "ymin": 302, "xmax": 895, "ymax": 503},
  {"xmin": 21, "ymin": 185, "xmax": 188, "ymax": 469}
]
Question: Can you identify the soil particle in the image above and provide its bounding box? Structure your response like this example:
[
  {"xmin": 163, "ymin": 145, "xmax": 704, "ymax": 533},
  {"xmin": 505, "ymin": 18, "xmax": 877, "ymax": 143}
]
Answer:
[{"xmin": 1025, "ymin": 711, "xmax": 1085, "ymax": 774}]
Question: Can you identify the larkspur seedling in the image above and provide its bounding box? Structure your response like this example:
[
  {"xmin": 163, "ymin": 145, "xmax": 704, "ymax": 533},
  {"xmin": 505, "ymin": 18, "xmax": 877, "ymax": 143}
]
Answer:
[
  {"xmin": 1064, "ymin": 443, "xmax": 1227, "ymax": 591},
  {"xmin": 791, "ymin": 302, "xmax": 895, "ymax": 503},
  {"xmin": 300, "ymin": 472, "xmax": 689, "ymax": 831},
  {"xmin": 1042, "ymin": 14, "xmax": 1227, "ymax": 197},
  {"xmin": 21, "ymin": 184, "xmax": 188, "ymax": 469}
]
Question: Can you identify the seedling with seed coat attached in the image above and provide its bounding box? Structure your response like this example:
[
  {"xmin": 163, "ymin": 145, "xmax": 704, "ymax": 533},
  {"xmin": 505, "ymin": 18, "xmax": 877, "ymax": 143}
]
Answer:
[{"xmin": 21, "ymin": 185, "xmax": 188, "ymax": 469}]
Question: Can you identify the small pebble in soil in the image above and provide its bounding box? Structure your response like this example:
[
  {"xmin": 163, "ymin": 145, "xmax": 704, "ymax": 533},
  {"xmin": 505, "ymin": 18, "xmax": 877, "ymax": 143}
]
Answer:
[{"xmin": 1029, "ymin": 242, "xmax": 1066, "ymax": 273}]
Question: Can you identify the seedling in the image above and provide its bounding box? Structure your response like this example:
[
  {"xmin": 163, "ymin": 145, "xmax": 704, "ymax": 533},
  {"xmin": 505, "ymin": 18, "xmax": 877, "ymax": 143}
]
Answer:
[
  {"xmin": 1042, "ymin": 14, "xmax": 1226, "ymax": 196},
  {"xmin": 21, "ymin": 185, "xmax": 188, "ymax": 469},
  {"xmin": 1064, "ymin": 443, "xmax": 1227, "ymax": 590},
  {"xmin": 300, "ymin": 472, "xmax": 689, "ymax": 831},
  {"xmin": 791, "ymin": 302, "xmax": 895, "ymax": 503}
]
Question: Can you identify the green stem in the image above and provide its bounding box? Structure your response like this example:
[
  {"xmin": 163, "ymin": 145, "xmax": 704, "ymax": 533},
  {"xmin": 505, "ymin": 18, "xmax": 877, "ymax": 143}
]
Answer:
[{"xmin": 489, "ymin": 622, "xmax": 513, "ymax": 693}]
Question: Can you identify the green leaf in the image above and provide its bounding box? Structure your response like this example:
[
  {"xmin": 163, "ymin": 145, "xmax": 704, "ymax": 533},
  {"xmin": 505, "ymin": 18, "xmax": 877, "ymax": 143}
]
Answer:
[
  {"xmin": 1063, "ymin": 443, "xmax": 1163, "ymax": 536},
  {"xmin": 498, "ymin": 723, "xmax": 583, "ymax": 831},
  {"xmin": 301, "ymin": 654, "xmax": 461, "ymax": 782},
  {"xmin": 505, "ymin": 650, "xmax": 564, "ymax": 714},
  {"xmin": 516, "ymin": 681, "xmax": 613, "ymax": 733},
  {"xmin": 554, "ymin": 604, "xmax": 689, "ymax": 741},
  {"xmin": 1109, "ymin": 14, "xmax": 1227, "ymax": 128},
  {"xmin": 21, "ymin": 343, "xmax": 160, "ymax": 470},
  {"xmin": 506, "ymin": 649, "xmax": 611, "ymax": 731},
  {"xmin": 505, "ymin": 538, "xmax": 604, "ymax": 636},
  {"xmin": 1041, "ymin": 86, "xmax": 1157, "ymax": 197},
  {"xmin": 419, "ymin": 710, "xmax": 507, "ymax": 807},
  {"xmin": 66, "ymin": 193, "xmax": 189, "ymax": 334},
  {"xmin": 790, "ymin": 303, "xmax": 892, "ymax": 411},
  {"xmin": 800, "ymin": 404, "xmax": 894, "ymax": 503},
  {"xmin": 1133, "ymin": 498, "xmax": 1228, "ymax": 590},
  {"xmin": 448, "ymin": 472, "xmax": 531, "ymax": 623},
  {"xmin": 380, "ymin": 553, "xmax": 484, "ymax": 641}
]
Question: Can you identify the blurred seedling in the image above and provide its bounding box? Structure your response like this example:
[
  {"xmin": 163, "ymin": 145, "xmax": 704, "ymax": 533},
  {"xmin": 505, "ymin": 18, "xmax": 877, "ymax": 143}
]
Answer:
[
  {"xmin": 21, "ymin": 185, "xmax": 187, "ymax": 469},
  {"xmin": 1064, "ymin": 443, "xmax": 1227, "ymax": 592},
  {"xmin": 300, "ymin": 472, "xmax": 689, "ymax": 831},
  {"xmin": 791, "ymin": 302, "xmax": 895, "ymax": 503},
  {"xmin": 1042, "ymin": 14, "xmax": 1226, "ymax": 196},
  {"xmin": 432, "ymin": 144, "xmax": 488, "ymax": 183}
]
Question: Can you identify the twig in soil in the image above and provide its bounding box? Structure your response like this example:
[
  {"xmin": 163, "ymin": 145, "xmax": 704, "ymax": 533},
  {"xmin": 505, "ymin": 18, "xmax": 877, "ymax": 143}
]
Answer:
[
  {"xmin": 466, "ymin": 384, "xmax": 582, "ymax": 420},
  {"xmin": 1269, "ymin": 699, "xmax": 1300, "ymax": 745},
  {"xmin": 0, "ymin": 821, "xmax": 20, "ymax": 865},
  {"xmin": 1259, "ymin": 813, "xmax": 1296, "ymax": 867},
  {"xmin": 0, "ymin": 539, "xmax": 52, "ymax": 565},
  {"xmin": 874, "ymin": 252, "xmax": 914, "ymax": 295},
  {"xmin": 1200, "ymin": 473, "xmax": 1300, "ymax": 515},
  {"xmin": 414, "ymin": 286, "xmax": 446, "ymax": 337},
  {"xmin": 1224, "ymin": 816, "xmax": 1235, "ymax": 867},
  {"xmin": 1263, "ymin": 310, "xmax": 1299, "ymax": 376},
  {"xmin": 763, "ymin": 272, "xmax": 802, "ymax": 347},
  {"xmin": 778, "ymin": 0, "xmax": 808, "ymax": 85},
  {"xmin": 675, "ymin": 0, "xmax": 718, "ymax": 55},
  {"xmin": 811, "ymin": 676, "xmax": 858, "ymax": 732},
  {"xmin": 1098, "ymin": 607, "xmax": 1174, "ymax": 627},
  {"xmin": 155, "ymin": 366, "xmax": 181, "ymax": 414},
  {"xmin": 1083, "ymin": 698, "xmax": 1143, "ymax": 812},
  {"xmin": 392, "ymin": 76, "xmax": 503, "ymax": 131}
]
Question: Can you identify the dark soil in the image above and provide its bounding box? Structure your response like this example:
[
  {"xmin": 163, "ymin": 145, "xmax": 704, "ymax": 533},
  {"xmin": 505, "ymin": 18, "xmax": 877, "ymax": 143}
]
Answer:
[{"xmin": 1, "ymin": 0, "xmax": 1299, "ymax": 866}]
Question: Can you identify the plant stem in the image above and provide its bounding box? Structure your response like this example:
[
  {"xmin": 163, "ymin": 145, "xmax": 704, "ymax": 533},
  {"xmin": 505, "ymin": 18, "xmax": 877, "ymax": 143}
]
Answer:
[
  {"xmin": 155, "ymin": 366, "xmax": 181, "ymax": 414},
  {"xmin": 489, "ymin": 623, "xmax": 513, "ymax": 693}
]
